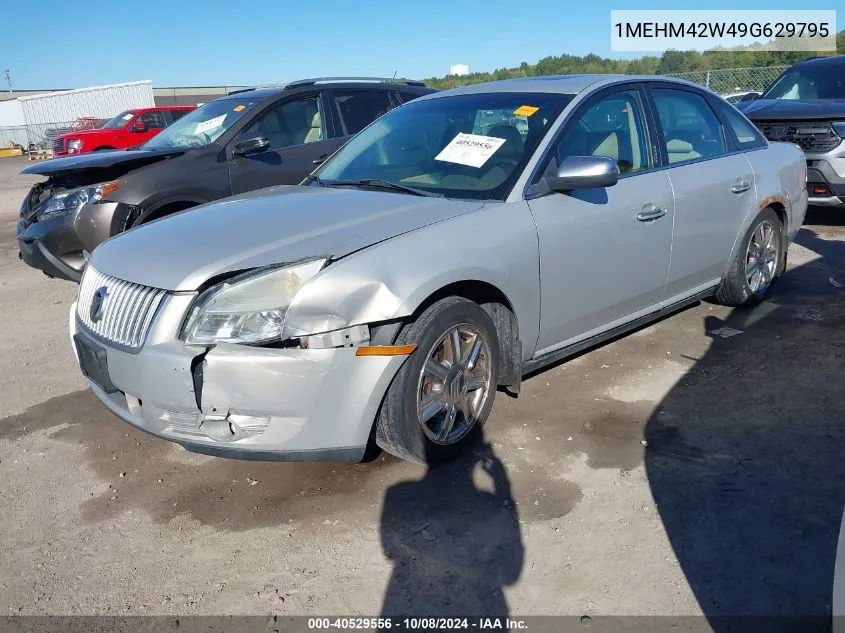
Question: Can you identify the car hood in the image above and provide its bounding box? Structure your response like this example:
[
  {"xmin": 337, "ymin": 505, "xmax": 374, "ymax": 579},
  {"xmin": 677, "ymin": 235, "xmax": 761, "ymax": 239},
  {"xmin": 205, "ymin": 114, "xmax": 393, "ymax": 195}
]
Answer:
[
  {"xmin": 90, "ymin": 185, "xmax": 485, "ymax": 292},
  {"xmin": 21, "ymin": 147, "xmax": 183, "ymax": 176},
  {"xmin": 737, "ymin": 99, "xmax": 845, "ymax": 121},
  {"xmin": 56, "ymin": 128, "xmax": 110, "ymax": 140}
]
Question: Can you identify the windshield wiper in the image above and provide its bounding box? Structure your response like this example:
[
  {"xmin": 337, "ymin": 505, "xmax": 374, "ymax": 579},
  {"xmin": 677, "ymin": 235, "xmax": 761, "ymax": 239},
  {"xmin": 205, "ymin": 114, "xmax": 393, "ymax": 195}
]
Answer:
[
  {"xmin": 323, "ymin": 178, "xmax": 443, "ymax": 197},
  {"xmin": 305, "ymin": 174, "xmax": 329, "ymax": 186}
]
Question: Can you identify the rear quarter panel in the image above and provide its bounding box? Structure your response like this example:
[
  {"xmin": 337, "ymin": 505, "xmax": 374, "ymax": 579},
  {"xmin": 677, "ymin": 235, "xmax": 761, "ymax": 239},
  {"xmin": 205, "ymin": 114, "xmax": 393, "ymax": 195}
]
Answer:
[{"xmin": 744, "ymin": 142, "xmax": 808, "ymax": 244}]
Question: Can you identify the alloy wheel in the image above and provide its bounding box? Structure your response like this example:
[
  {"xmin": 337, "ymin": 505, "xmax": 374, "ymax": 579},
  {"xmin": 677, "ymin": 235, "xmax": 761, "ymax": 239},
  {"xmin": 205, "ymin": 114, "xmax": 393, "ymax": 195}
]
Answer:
[
  {"xmin": 416, "ymin": 323, "xmax": 493, "ymax": 445},
  {"xmin": 745, "ymin": 220, "xmax": 779, "ymax": 295}
]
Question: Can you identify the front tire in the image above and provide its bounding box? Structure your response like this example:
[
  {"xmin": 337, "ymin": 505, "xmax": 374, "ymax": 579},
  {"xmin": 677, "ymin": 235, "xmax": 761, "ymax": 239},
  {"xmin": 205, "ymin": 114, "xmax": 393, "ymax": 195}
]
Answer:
[
  {"xmin": 375, "ymin": 297, "xmax": 500, "ymax": 464},
  {"xmin": 713, "ymin": 208, "xmax": 783, "ymax": 307}
]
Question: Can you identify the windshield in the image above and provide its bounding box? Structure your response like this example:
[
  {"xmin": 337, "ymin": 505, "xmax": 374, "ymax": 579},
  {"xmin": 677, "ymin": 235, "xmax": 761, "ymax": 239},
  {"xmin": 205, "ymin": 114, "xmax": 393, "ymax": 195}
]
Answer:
[
  {"xmin": 142, "ymin": 98, "xmax": 258, "ymax": 150},
  {"xmin": 761, "ymin": 65, "xmax": 845, "ymax": 100},
  {"xmin": 314, "ymin": 92, "xmax": 572, "ymax": 201},
  {"xmin": 101, "ymin": 111, "xmax": 136, "ymax": 129}
]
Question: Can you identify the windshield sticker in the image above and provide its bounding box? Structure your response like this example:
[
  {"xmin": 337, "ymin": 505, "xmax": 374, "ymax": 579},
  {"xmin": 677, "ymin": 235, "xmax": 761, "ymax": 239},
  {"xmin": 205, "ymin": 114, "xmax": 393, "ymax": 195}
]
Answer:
[
  {"xmin": 513, "ymin": 105, "xmax": 539, "ymax": 117},
  {"xmin": 194, "ymin": 114, "xmax": 227, "ymax": 135},
  {"xmin": 122, "ymin": 113, "xmax": 134, "ymax": 120},
  {"xmin": 434, "ymin": 133, "xmax": 507, "ymax": 168},
  {"xmin": 233, "ymin": 105, "xmax": 246, "ymax": 112}
]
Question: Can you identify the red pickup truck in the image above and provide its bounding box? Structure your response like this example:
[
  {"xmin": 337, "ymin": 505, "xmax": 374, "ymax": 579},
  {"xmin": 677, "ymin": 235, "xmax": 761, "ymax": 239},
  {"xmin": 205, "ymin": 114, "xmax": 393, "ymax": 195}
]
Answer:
[{"xmin": 52, "ymin": 106, "xmax": 195, "ymax": 156}]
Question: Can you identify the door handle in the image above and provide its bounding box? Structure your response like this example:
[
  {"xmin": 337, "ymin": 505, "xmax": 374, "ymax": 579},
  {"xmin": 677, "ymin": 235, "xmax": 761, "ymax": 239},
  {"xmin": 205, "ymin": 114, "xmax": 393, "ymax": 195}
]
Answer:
[
  {"xmin": 731, "ymin": 180, "xmax": 751, "ymax": 194},
  {"xmin": 312, "ymin": 154, "xmax": 328, "ymax": 165},
  {"xmin": 636, "ymin": 204, "xmax": 667, "ymax": 222}
]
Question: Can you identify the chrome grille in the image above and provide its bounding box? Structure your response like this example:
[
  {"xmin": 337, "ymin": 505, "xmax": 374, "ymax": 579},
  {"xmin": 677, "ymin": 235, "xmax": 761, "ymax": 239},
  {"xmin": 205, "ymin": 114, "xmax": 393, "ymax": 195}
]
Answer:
[
  {"xmin": 756, "ymin": 121, "xmax": 842, "ymax": 154},
  {"xmin": 52, "ymin": 138, "xmax": 65, "ymax": 153},
  {"xmin": 76, "ymin": 266, "xmax": 167, "ymax": 350}
]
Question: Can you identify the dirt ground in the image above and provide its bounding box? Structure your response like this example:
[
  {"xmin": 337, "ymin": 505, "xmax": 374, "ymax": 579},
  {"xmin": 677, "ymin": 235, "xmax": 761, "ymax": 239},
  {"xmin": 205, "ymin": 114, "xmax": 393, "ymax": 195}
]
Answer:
[{"xmin": 1, "ymin": 155, "xmax": 844, "ymax": 628}]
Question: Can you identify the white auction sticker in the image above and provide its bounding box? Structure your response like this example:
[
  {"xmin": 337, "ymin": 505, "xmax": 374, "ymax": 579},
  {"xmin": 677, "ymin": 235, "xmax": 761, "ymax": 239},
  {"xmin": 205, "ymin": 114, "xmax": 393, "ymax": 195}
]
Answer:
[
  {"xmin": 435, "ymin": 133, "xmax": 507, "ymax": 168},
  {"xmin": 194, "ymin": 114, "xmax": 226, "ymax": 135}
]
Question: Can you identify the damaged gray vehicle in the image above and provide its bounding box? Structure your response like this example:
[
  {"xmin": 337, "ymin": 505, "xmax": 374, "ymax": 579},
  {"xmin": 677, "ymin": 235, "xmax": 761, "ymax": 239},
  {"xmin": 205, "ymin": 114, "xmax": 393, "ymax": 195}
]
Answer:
[{"xmin": 70, "ymin": 75, "xmax": 807, "ymax": 463}]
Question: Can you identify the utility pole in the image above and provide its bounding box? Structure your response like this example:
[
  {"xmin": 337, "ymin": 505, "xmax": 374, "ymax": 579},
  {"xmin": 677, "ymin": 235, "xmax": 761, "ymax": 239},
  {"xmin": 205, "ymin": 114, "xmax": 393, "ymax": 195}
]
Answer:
[{"xmin": 4, "ymin": 70, "xmax": 12, "ymax": 94}]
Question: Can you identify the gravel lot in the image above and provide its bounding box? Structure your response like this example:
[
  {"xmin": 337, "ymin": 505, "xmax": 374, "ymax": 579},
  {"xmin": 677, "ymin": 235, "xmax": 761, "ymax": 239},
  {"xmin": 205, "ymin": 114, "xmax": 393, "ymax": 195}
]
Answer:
[{"xmin": 1, "ymin": 155, "xmax": 844, "ymax": 626}]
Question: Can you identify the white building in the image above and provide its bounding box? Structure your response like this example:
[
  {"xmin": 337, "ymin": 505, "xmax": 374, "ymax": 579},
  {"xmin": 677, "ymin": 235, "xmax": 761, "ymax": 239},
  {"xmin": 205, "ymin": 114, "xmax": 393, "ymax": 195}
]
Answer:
[{"xmin": 449, "ymin": 64, "xmax": 471, "ymax": 76}]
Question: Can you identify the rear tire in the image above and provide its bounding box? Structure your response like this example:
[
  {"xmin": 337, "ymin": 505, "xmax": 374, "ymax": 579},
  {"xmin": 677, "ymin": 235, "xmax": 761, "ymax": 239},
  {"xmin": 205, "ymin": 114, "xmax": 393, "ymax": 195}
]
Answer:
[
  {"xmin": 375, "ymin": 297, "xmax": 500, "ymax": 464},
  {"xmin": 713, "ymin": 208, "xmax": 783, "ymax": 307}
]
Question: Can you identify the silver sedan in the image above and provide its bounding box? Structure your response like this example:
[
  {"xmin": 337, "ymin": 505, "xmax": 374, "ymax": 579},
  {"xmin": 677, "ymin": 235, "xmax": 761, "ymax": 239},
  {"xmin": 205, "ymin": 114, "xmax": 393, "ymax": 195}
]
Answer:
[{"xmin": 70, "ymin": 75, "xmax": 808, "ymax": 463}]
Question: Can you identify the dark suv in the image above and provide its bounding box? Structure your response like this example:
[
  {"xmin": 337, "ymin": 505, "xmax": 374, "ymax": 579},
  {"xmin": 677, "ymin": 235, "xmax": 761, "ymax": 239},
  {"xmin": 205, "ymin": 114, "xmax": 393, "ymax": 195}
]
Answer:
[
  {"xmin": 17, "ymin": 78, "xmax": 433, "ymax": 281},
  {"xmin": 737, "ymin": 55, "xmax": 845, "ymax": 208}
]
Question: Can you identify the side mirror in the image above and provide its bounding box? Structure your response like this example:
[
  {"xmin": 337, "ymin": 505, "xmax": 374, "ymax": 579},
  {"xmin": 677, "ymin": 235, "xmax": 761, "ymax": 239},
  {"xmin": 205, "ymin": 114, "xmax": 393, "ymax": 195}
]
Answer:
[
  {"xmin": 233, "ymin": 136, "xmax": 271, "ymax": 156},
  {"xmin": 130, "ymin": 121, "xmax": 147, "ymax": 133},
  {"xmin": 545, "ymin": 156, "xmax": 619, "ymax": 192},
  {"xmin": 740, "ymin": 92, "xmax": 761, "ymax": 102}
]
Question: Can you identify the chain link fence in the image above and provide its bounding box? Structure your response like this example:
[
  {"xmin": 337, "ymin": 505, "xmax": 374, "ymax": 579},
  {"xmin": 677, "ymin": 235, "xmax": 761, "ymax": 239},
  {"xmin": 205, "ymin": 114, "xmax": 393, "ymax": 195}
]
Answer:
[
  {"xmin": 662, "ymin": 65, "xmax": 788, "ymax": 99},
  {"xmin": 0, "ymin": 119, "xmax": 106, "ymax": 152}
]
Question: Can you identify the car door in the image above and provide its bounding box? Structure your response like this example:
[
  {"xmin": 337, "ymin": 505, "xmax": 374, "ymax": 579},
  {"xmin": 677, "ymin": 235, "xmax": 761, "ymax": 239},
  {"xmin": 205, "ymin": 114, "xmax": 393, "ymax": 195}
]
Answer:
[
  {"xmin": 326, "ymin": 88, "xmax": 397, "ymax": 145},
  {"xmin": 227, "ymin": 93, "xmax": 341, "ymax": 194},
  {"xmin": 526, "ymin": 85, "xmax": 675, "ymax": 355},
  {"xmin": 646, "ymin": 85, "xmax": 758, "ymax": 299}
]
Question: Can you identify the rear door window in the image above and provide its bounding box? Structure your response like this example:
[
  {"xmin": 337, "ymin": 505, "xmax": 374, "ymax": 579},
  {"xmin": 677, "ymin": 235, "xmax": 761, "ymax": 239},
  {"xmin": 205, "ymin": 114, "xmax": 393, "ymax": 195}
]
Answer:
[
  {"xmin": 168, "ymin": 109, "xmax": 190, "ymax": 124},
  {"xmin": 650, "ymin": 88, "xmax": 727, "ymax": 164},
  {"xmin": 331, "ymin": 90, "xmax": 395, "ymax": 137},
  {"xmin": 714, "ymin": 101, "xmax": 766, "ymax": 150}
]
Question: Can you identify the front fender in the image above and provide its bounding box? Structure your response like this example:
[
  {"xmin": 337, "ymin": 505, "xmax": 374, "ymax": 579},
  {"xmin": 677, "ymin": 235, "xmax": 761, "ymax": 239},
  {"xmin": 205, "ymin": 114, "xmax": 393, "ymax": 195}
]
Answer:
[{"xmin": 283, "ymin": 201, "xmax": 542, "ymax": 361}]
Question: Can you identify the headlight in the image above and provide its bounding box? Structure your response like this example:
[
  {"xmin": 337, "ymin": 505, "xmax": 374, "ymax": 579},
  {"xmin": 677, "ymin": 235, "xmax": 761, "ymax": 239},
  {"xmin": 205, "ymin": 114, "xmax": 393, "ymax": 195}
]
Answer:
[
  {"xmin": 35, "ymin": 181, "xmax": 122, "ymax": 221},
  {"xmin": 181, "ymin": 259, "xmax": 326, "ymax": 345},
  {"xmin": 67, "ymin": 139, "xmax": 83, "ymax": 151},
  {"xmin": 832, "ymin": 122, "xmax": 845, "ymax": 139}
]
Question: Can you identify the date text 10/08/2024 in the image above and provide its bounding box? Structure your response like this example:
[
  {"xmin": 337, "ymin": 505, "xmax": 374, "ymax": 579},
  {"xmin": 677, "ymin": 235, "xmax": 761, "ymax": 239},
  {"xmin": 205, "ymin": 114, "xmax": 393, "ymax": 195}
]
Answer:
[{"xmin": 307, "ymin": 617, "xmax": 529, "ymax": 630}]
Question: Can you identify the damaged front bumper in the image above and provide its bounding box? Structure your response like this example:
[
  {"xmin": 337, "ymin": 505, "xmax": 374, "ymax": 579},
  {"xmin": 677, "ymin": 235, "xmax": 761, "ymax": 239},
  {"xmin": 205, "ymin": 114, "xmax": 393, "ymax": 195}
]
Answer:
[{"xmin": 69, "ymin": 297, "xmax": 408, "ymax": 462}]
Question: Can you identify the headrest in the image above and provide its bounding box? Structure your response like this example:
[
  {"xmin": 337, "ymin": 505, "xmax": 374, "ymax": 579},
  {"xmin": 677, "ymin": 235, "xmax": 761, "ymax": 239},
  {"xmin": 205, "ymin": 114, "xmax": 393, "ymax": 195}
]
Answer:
[
  {"xmin": 486, "ymin": 124, "xmax": 524, "ymax": 158},
  {"xmin": 666, "ymin": 139, "xmax": 694, "ymax": 153}
]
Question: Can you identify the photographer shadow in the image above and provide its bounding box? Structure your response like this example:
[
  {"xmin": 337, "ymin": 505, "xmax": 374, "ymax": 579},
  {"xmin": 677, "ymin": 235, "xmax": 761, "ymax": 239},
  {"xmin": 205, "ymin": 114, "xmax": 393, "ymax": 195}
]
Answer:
[
  {"xmin": 379, "ymin": 426, "xmax": 524, "ymax": 619},
  {"xmin": 646, "ymin": 225, "xmax": 845, "ymax": 632}
]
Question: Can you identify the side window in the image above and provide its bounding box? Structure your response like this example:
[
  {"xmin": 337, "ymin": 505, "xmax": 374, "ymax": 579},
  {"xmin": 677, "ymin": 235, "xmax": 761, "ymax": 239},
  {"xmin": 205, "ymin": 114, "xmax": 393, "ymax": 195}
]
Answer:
[
  {"xmin": 544, "ymin": 89, "xmax": 652, "ymax": 177},
  {"xmin": 137, "ymin": 111, "xmax": 167, "ymax": 129},
  {"xmin": 168, "ymin": 109, "xmax": 190, "ymax": 123},
  {"xmin": 332, "ymin": 90, "xmax": 394, "ymax": 136},
  {"xmin": 650, "ymin": 88, "xmax": 726, "ymax": 164},
  {"xmin": 241, "ymin": 96, "xmax": 324, "ymax": 149},
  {"xmin": 716, "ymin": 101, "xmax": 766, "ymax": 149}
]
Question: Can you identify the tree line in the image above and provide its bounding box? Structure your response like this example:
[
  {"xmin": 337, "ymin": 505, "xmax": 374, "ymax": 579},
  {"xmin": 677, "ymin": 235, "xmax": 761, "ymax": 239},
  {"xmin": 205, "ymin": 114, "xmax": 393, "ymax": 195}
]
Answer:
[{"xmin": 423, "ymin": 29, "xmax": 845, "ymax": 89}]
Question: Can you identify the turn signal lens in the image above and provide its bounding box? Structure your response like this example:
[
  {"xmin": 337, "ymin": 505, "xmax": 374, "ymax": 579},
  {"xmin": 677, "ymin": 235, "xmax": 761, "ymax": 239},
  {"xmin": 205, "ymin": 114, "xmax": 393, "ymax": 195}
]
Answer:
[
  {"xmin": 355, "ymin": 345, "xmax": 417, "ymax": 356},
  {"xmin": 100, "ymin": 181, "xmax": 123, "ymax": 198}
]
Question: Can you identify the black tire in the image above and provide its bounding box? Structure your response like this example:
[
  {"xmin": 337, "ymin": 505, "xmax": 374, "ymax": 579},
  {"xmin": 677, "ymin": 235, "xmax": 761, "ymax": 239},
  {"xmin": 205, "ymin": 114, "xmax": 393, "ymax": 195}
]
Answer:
[
  {"xmin": 375, "ymin": 297, "xmax": 500, "ymax": 464},
  {"xmin": 713, "ymin": 208, "xmax": 784, "ymax": 307},
  {"xmin": 92, "ymin": 146, "xmax": 114, "ymax": 151}
]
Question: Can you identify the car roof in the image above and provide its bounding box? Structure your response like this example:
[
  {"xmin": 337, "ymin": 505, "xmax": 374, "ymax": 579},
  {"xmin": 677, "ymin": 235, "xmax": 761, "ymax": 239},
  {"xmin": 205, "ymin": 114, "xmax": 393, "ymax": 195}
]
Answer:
[
  {"xmin": 134, "ymin": 105, "xmax": 194, "ymax": 112},
  {"xmin": 795, "ymin": 54, "xmax": 845, "ymax": 68},
  {"xmin": 218, "ymin": 79, "xmax": 431, "ymax": 103},
  {"xmin": 421, "ymin": 74, "xmax": 707, "ymax": 99}
]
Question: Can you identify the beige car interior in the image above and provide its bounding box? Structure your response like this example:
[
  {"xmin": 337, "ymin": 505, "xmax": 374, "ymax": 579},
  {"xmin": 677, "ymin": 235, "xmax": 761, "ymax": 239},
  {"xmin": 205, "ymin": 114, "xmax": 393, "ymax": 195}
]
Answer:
[
  {"xmin": 435, "ymin": 122, "xmax": 526, "ymax": 190},
  {"xmin": 253, "ymin": 98, "xmax": 323, "ymax": 148},
  {"xmin": 553, "ymin": 96, "xmax": 648, "ymax": 175}
]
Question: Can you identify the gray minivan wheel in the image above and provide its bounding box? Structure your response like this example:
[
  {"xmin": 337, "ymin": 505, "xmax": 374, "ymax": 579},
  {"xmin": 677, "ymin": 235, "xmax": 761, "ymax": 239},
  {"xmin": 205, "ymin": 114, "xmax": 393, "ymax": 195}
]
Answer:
[
  {"xmin": 713, "ymin": 208, "xmax": 784, "ymax": 307},
  {"xmin": 375, "ymin": 297, "xmax": 500, "ymax": 464}
]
